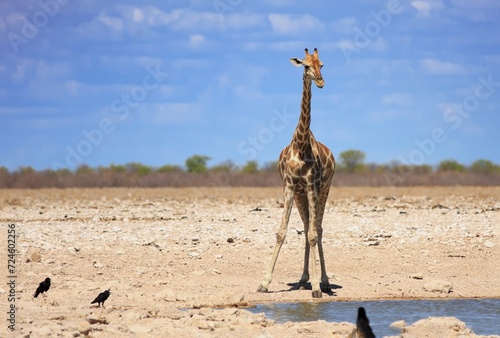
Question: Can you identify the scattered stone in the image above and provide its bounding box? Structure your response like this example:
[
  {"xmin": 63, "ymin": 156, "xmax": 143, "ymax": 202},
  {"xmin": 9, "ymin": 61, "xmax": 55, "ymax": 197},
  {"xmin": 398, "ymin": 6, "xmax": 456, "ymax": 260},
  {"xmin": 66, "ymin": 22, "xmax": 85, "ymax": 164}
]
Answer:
[
  {"xmin": 390, "ymin": 320, "xmax": 406, "ymax": 329},
  {"xmin": 409, "ymin": 273, "xmax": 424, "ymax": 280},
  {"xmin": 129, "ymin": 325, "xmax": 152, "ymax": 334},
  {"xmin": 78, "ymin": 321, "xmax": 92, "ymax": 336},
  {"xmin": 188, "ymin": 252, "xmax": 201, "ymax": 259},
  {"xmin": 31, "ymin": 325, "xmax": 53, "ymax": 336},
  {"xmin": 365, "ymin": 238, "xmax": 380, "ymax": 246},
  {"xmin": 93, "ymin": 261, "xmax": 103, "ymax": 268},
  {"xmin": 484, "ymin": 241, "xmax": 495, "ymax": 248},
  {"xmin": 215, "ymin": 254, "xmax": 223, "ymax": 260},
  {"xmin": 155, "ymin": 288, "xmax": 177, "ymax": 302},
  {"xmin": 159, "ymin": 305, "xmax": 186, "ymax": 320},
  {"xmin": 403, "ymin": 317, "xmax": 472, "ymax": 336},
  {"xmin": 227, "ymin": 237, "xmax": 235, "ymax": 243},
  {"xmin": 27, "ymin": 249, "xmax": 42, "ymax": 263},
  {"xmin": 423, "ymin": 279, "xmax": 453, "ymax": 293},
  {"xmin": 86, "ymin": 315, "xmax": 109, "ymax": 325},
  {"xmin": 432, "ymin": 203, "xmax": 449, "ymax": 209}
]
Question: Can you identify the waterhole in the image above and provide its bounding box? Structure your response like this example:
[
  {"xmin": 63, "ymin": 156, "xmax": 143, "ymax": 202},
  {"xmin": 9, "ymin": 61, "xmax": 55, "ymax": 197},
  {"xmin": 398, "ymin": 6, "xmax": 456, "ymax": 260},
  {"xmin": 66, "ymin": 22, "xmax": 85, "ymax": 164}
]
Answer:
[{"xmin": 248, "ymin": 298, "xmax": 500, "ymax": 336}]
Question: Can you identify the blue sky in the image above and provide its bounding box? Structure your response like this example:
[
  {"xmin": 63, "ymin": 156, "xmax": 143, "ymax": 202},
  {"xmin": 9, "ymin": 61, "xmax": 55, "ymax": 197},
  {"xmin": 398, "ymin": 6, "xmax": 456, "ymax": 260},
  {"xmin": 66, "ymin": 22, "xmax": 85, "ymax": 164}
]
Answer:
[{"xmin": 1, "ymin": 0, "xmax": 499, "ymax": 171}]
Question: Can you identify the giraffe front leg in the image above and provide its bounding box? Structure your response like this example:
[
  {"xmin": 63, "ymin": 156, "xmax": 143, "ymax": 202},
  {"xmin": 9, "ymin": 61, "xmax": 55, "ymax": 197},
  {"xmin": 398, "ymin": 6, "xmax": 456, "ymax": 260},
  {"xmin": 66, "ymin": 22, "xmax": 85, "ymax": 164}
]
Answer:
[
  {"xmin": 257, "ymin": 188, "xmax": 294, "ymax": 293},
  {"xmin": 308, "ymin": 215, "xmax": 322, "ymax": 297},
  {"xmin": 308, "ymin": 240, "xmax": 322, "ymax": 298}
]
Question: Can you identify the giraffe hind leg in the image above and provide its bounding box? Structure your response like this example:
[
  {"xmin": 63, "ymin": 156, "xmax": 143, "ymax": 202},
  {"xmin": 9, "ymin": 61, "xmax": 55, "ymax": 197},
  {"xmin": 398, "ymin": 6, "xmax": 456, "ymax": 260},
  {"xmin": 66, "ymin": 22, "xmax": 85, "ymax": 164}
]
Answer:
[{"xmin": 257, "ymin": 188, "xmax": 294, "ymax": 293}]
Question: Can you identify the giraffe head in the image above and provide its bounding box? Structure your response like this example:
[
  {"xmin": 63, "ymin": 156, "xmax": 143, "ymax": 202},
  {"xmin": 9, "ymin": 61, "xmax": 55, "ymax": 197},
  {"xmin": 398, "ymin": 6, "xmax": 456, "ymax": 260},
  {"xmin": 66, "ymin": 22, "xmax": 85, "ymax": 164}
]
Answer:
[{"xmin": 290, "ymin": 48, "xmax": 324, "ymax": 88}]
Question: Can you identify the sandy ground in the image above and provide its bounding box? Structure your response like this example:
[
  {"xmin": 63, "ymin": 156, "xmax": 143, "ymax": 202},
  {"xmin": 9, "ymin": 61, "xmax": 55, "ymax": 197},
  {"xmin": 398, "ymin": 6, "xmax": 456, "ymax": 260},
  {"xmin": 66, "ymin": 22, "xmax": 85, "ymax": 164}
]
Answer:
[{"xmin": 1, "ymin": 186, "xmax": 499, "ymax": 337}]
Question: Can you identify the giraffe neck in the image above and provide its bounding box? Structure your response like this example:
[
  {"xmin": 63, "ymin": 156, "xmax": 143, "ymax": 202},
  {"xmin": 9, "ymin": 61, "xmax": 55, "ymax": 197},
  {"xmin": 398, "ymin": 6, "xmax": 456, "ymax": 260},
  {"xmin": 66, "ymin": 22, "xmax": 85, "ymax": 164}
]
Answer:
[{"xmin": 292, "ymin": 72, "xmax": 312, "ymax": 153}]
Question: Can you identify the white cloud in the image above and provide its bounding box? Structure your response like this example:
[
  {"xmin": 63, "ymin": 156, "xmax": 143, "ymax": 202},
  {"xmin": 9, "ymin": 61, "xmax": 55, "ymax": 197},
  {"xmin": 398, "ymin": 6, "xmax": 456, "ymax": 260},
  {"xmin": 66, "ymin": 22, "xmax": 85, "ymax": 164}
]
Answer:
[
  {"xmin": 138, "ymin": 102, "xmax": 203, "ymax": 125},
  {"xmin": 97, "ymin": 13, "xmax": 124, "ymax": 31},
  {"xmin": 188, "ymin": 34, "xmax": 205, "ymax": 48},
  {"xmin": 411, "ymin": 0, "xmax": 444, "ymax": 18},
  {"xmin": 268, "ymin": 14, "xmax": 324, "ymax": 35},
  {"xmin": 383, "ymin": 92, "xmax": 413, "ymax": 106},
  {"xmin": 331, "ymin": 17, "xmax": 358, "ymax": 35},
  {"xmin": 420, "ymin": 58, "xmax": 467, "ymax": 75},
  {"xmin": 132, "ymin": 8, "xmax": 144, "ymax": 22},
  {"xmin": 449, "ymin": 0, "xmax": 500, "ymax": 22},
  {"xmin": 243, "ymin": 40, "xmax": 304, "ymax": 52}
]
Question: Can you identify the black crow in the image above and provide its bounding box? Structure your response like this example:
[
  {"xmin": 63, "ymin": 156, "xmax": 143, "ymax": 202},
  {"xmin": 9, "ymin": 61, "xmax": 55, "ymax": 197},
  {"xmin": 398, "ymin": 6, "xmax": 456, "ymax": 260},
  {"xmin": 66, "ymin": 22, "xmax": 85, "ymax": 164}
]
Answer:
[
  {"xmin": 33, "ymin": 277, "xmax": 51, "ymax": 298},
  {"xmin": 354, "ymin": 307, "xmax": 376, "ymax": 338},
  {"xmin": 91, "ymin": 289, "xmax": 110, "ymax": 307}
]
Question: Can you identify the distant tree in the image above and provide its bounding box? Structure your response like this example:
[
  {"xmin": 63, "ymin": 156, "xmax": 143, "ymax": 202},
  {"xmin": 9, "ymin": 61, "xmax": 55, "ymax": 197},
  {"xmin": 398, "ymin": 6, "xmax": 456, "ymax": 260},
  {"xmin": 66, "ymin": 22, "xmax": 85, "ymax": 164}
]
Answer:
[
  {"xmin": 413, "ymin": 164, "xmax": 433, "ymax": 175},
  {"xmin": 126, "ymin": 162, "xmax": 151, "ymax": 176},
  {"xmin": 76, "ymin": 164, "xmax": 93, "ymax": 175},
  {"xmin": 338, "ymin": 149, "xmax": 366, "ymax": 173},
  {"xmin": 437, "ymin": 159, "xmax": 466, "ymax": 172},
  {"xmin": 156, "ymin": 164, "xmax": 183, "ymax": 173},
  {"xmin": 185, "ymin": 155, "xmax": 210, "ymax": 173},
  {"xmin": 211, "ymin": 160, "xmax": 237, "ymax": 172},
  {"xmin": 55, "ymin": 168, "xmax": 71, "ymax": 176},
  {"xmin": 108, "ymin": 164, "xmax": 126, "ymax": 173},
  {"xmin": 17, "ymin": 166, "xmax": 35, "ymax": 174},
  {"xmin": 241, "ymin": 160, "xmax": 259, "ymax": 174},
  {"xmin": 262, "ymin": 161, "xmax": 279, "ymax": 173},
  {"xmin": 469, "ymin": 159, "xmax": 498, "ymax": 174}
]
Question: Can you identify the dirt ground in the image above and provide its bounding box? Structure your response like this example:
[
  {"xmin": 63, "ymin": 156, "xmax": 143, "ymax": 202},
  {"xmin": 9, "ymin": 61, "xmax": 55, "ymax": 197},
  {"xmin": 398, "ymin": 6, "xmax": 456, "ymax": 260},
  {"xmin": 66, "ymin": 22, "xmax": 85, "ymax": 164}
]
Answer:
[{"xmin": 1, "ymin": 186, "xmax": 499, "ymax": 337}]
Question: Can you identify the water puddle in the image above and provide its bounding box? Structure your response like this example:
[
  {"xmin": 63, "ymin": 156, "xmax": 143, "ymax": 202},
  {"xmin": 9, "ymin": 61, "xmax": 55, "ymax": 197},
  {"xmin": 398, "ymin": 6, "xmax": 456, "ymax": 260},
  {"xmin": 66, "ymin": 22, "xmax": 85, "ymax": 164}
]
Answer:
[{"xmin": 248, "ymin": 299, "xmax": 500, "ymax": 336}]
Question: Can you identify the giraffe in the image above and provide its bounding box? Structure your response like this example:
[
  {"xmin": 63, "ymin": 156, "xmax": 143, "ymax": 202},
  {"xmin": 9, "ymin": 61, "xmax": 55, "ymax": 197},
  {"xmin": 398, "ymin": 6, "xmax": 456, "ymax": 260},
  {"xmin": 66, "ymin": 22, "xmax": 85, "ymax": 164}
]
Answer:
[{"xmin": 257, "ymin": 48, "xmax": 335, "ymax": 298}]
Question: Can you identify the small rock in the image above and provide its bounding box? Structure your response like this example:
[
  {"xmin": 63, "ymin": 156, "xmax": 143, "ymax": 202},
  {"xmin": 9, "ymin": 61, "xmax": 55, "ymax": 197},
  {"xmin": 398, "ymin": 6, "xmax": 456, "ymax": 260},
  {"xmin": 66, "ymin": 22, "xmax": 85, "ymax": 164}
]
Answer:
[
  {"xmin": 227, "ymin": 237, "xmax": 235, "ymax": 243},
  {"xmin": 159, "ymin": 305, "xmax": 186, "ymax": 320},
  {"xmin": 27, "ymin": 249, "xmax": 42, "ymax": 263},
  {"xmin": 93, "ymin": 262, "xmax": 103, "ymax": 268},
  {"xmin": 390, "ymin": 320, "xmax": 406, "ymax": 329},
  {"xmin": 86, "ymin": 315, "xmax": 109, "ymax": 325},
  {"xmin": 155, "ymin": 288, "xmax": 177, "ymax": 301},
  {"xmin": 92, "ymin": 215, "xmax": 100, "ymax": 222},
  {"xmin": 78, "ymin": 321, "xmax": 92, "ymax": 336},
  {"xmin": 215, "ymin": 254, "xmax": 223, "ymax": 260},
  {"xmin": 31, "ymin": 326, "xmax": 53, "ymax": 336},
  {"xmin": 423, "ymin": 279, "xmax": 453, "ymax": 293},
  {"xmin": 129, "ymin": 325, "xmax": 152, "ymax": 334},
  {"xmin": 409, "ymin": 273, "xmax": 424, "ymax": 280},
  {"xmin": 484, "ymin": 241, "xmax": 495, "ymax": 248},
  {"xmin": 74, "ymin": 246, "xmax": 81, "ymax": 252},
  {"xmin": 365, "ymin": 238, "xmax": 380, "ymax": 246}
]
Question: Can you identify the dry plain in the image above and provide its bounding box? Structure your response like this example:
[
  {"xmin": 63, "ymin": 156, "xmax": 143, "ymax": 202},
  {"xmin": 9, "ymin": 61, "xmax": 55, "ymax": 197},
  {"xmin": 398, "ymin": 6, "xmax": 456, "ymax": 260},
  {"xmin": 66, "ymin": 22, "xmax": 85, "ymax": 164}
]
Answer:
[{"xmin": 1, "ymin": 186, "xmax": 499, "ymax": 337}]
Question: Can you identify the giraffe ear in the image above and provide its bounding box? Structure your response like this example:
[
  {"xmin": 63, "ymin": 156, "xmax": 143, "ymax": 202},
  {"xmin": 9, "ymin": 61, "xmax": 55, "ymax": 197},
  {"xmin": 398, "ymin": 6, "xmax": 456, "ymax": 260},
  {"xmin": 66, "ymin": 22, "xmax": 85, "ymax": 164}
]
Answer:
[{"xmin": 290, "ymin": 58, "xmax": 303, "ymax": 67}]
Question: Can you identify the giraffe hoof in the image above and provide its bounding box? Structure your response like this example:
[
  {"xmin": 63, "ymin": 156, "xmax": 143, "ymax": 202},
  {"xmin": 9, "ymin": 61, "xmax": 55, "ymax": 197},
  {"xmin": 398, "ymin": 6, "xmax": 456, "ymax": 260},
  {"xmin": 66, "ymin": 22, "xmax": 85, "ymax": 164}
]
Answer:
[
  {"xmin": 321, "ymin": 283, "xmax": 332, "ymax": 293},
  {"xmin": 312, "ymin": 290, "xmax": 322, "ymax": 298},
  {"xmin": 257, "ymin": 285, "xmax": 269, "ymax": 293}
]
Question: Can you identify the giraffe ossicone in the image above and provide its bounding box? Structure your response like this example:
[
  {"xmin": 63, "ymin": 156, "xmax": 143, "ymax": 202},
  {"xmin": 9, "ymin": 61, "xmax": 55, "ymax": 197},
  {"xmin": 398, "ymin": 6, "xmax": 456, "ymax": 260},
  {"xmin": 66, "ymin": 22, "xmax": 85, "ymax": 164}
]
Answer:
[{"xmin": 257, "ymin": 48, "xmax": 336, "ymax": 298}]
